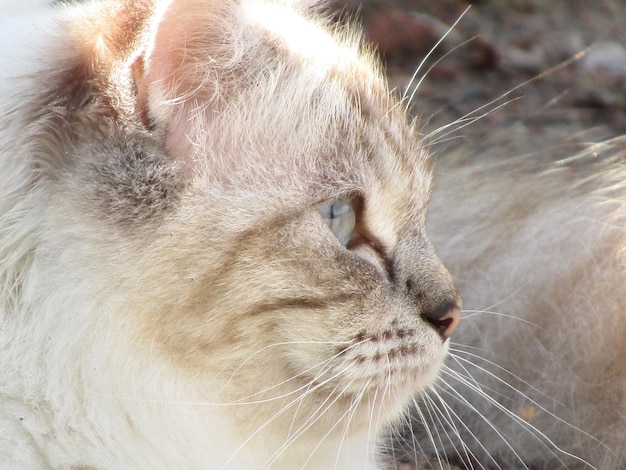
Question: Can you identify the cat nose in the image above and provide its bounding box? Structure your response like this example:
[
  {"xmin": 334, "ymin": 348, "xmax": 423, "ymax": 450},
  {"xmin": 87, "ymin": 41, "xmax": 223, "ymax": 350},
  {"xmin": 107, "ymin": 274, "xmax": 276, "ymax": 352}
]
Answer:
[
  {"xmin": 421, "ymin": 298, "xmax": 461, "ymax": 342},
  {"xmin": 390, "ymin": 245, "xmax": 461, "ymax": 342}
]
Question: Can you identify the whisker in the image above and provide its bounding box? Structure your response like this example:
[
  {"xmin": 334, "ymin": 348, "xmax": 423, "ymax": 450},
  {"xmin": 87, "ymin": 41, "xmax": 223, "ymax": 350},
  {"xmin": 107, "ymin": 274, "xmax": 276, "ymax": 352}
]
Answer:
[
  {"xmin": 427, "ymin": 382, "xmax": 495, "ymax": 470},
  {"xmin": 421, "ymin": 49, "xmax": 592, "ymax": 151},
  {"xmin": 333, "ymin": 381, "xmax": 372, "ymax": 470},
  {"xmin": 229, "ymin": 339, "xmax": 369, "ymax": 404},
  {"xmin": 435, "ymin": 371, "xmax": 531, "ymax": 470},
  {"xmin": 391, "ymin": 398, "xmax": 424, "ymax": 468},
  {"xmin": 266, "ymin": 375, "xmax": 362, "ymax": 469},
  {"xmin": 448, "ymin": 351, "xmax": 560, "ymax": 405},
  {"xmin": 369, "ymin": 351, "xmax": 394, "ymax": 459},
  {"xmin": 92, "ymin": 354, "xmax": 337, "ymax": 408},
  {"xmin": 410, "ymin": 396, "xmax": 445, "ymax": 470},
  {"xmin": 423, "ymin": 98, "xmax": 521, "ymax": 147},
  {"xmin": 441, "ymin": 360, "xmax": 601, "ymax": 469},
  {"xmin": 459, "ymin": 309, "xmax": 537, "ymax": 325},
  {"xmin": 261, "ymin": 381, "xmax": 345, "ymax": 469},
  {"xmin": 404, "ymin": 32, "xmax": 482, "ymax": 117},
  {"xmin": 422, "ymin": 390, "xmax": 481, "ymax": 470},
  {"xmin": 365, "ymin": 383, "xmax": 381, "ymax": 468},
  {"xmin": 401, "ymin": 409, "xmax": 421, "ymax": 465},
  {"xmin": 420, "ymin": 393, "xmax": 453, "ymax": 470},
  {"xmin": 286, "ymin": 356, "xmax": 346, "ymax": 440},
  {"xmin": 220, "ymin": 339, "xmax": 357, "ymax": 395},
  {"xmin": 449, "ymin": 352, "xmax": 612, "ymax": 463},
  {"xmin": 400, "ymin": 6, "xmax": 472, "ymax": 109}
]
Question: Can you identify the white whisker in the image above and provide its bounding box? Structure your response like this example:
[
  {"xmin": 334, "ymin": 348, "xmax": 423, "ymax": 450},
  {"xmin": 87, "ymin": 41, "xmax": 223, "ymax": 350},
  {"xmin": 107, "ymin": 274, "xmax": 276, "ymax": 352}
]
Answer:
[
  {"xmin": 333, "ymin": 381, "xmax": 372, "ymax": 470},
  {"xmin": 441, "ymin": 359, "xmax": 602, "ymax": 469},
  {"xmin": 266, "ymin": 375, "xmax": 362, "ymax": 469},
  {"xmin": 426, "ymin": 382, "xmax": 495, "ymax": 470},
  {"xmin": 220, "ymin": 339, "xmax": 355, "ymax": 394},
  {"xmin": 400, "ymin": 6, "xmax": 472, "ymax": 110},
  {"xmin": 411, "ymin": 396, "xmax": 446, "ymax": 470},
  {"xmin": 435, "ymin": 372, "xmax": 531, "ymax": 470},
  {"xmin": 229, "ymin": 339, "xmax": 369, "ymax": 404},
  {"xmin": 422, "ymin": 390, "xmax": 481, "ymax": 470}
]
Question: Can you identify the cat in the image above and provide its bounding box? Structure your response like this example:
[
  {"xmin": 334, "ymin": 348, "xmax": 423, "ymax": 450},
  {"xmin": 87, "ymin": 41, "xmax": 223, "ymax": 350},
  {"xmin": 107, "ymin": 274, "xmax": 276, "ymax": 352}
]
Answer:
[
  {"xmin": 3, "ymin": 1, "xmax": 625, "ymax": 469},
  {"xmin": 0, "ymin": 0, "xmax": 462, "ymax": 469}
]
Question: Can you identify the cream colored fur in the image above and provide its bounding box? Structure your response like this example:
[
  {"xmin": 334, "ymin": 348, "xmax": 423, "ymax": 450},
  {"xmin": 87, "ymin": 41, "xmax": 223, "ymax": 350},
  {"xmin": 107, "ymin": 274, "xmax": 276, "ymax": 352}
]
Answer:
[
  {"xmin": 0, "ymin": 1, "xmax": 459, "ymax": 469},
  {"xmin": 3, "ymin": 1, "xmax": 624, "ymax": 469}
]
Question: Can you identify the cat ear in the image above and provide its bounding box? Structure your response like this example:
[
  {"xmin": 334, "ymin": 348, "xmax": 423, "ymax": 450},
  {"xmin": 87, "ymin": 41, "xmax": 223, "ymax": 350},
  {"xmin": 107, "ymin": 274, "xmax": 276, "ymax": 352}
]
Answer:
[
  {"xmin": 133, "ymin": 0, "xmax": 241, "ymax": 164},
  {"xmin": 132, "ymin": 0, "xmax": 329, "ymax": 165}
]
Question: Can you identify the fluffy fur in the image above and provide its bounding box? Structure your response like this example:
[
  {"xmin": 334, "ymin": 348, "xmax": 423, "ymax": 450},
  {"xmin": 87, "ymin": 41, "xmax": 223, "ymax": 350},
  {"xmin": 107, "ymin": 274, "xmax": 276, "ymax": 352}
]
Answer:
[
  {"xmin": 0, "ymin": 1, "xmax": 460, "ymax": 468},
  {"xmin": 2, "ymin": 1, "xmax": 625, "ymax": 469},
  {"xmin": 395, "ymin": 142, "xmax": 626, "ymax": 468}
]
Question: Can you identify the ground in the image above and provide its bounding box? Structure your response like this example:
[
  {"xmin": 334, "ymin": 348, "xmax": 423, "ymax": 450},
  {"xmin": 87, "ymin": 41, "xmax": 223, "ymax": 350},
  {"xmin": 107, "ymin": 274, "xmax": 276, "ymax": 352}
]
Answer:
[{"xmin": 332, "ymin": 0, "xmax": 626, "ymax": 162}]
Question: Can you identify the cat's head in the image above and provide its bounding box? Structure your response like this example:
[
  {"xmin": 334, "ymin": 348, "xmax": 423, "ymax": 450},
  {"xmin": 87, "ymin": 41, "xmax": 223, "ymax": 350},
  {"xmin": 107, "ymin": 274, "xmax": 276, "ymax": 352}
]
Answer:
[{"xmin": 23, "ymin": 0, "xmax": 460, "ymax": 464}]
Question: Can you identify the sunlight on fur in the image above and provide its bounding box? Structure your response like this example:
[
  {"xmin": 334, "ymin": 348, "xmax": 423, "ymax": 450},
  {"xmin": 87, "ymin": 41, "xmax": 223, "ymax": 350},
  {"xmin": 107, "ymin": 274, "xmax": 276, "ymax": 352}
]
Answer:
[{"xmin": 0, "ymin": 0, "xmax": 624, "ymax": 469}]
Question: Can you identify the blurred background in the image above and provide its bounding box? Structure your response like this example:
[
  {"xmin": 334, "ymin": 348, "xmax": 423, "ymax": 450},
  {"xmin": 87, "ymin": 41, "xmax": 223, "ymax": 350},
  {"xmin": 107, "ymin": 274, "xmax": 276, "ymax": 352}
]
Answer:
[{"xmin": 327, "ymin": 0, "xmax": 626, "ymax": 161}]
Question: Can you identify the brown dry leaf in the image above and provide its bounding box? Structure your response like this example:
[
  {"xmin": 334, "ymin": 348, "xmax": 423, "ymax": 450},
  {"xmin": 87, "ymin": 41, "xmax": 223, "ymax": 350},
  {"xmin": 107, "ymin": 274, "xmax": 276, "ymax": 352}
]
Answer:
[{"xmin": 519, "ymin": 405, "xmax": 537, "ymax": 421}]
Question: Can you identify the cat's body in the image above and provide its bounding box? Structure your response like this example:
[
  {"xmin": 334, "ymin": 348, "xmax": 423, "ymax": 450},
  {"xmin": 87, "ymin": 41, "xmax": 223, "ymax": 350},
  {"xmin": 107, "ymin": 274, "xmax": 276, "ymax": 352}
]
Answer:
[
  {"xmin": 1, "ymin": 1, "xmax": 625, "ymax": 469},
  {"xmin": 416, "ymin": 142, "xmax": 626, "ymax": 468}
]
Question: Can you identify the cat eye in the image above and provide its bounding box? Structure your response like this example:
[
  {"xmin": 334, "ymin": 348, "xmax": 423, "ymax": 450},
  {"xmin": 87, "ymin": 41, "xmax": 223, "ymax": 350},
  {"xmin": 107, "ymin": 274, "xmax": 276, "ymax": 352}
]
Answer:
[{"xmin": 316, "ymin": 198, "xmax": 356, "ymax": 246}]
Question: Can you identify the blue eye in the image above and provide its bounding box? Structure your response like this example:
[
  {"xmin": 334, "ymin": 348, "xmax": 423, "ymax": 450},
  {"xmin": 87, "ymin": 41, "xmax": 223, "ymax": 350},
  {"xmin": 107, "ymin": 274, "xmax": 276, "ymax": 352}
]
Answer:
[{"xmin": 316, "ymin": 198, "xmax": 356, "ymax": 246}]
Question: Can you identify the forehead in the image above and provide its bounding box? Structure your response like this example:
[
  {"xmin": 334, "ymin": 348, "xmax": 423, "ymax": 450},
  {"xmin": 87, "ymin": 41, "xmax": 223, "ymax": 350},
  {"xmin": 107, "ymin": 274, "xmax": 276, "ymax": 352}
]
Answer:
[
  {"xmin": 217, "ymin": 1, "xmax": 433, "ymax": 221},
  {"xmin": 242, "ymin": 1, "xmax": 360, "ymax": 68}
]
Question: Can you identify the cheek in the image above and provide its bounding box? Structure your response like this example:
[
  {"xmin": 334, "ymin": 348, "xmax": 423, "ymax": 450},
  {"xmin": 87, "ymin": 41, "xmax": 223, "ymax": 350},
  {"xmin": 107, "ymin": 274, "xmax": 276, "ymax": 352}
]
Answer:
[
  {"xmin": 129, "ymin": 226, "xmax": 335, "ymax": 373},
  {"xmin": 140, "ymin": 274, "xmax": 286, "ymax": 374}
]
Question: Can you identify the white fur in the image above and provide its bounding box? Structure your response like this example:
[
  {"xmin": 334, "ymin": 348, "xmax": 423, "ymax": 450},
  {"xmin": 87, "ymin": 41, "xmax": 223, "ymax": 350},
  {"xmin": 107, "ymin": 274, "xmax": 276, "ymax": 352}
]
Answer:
[{"xmin": 0, "ymin": 1, "xmax": 452, "ymax": 469}]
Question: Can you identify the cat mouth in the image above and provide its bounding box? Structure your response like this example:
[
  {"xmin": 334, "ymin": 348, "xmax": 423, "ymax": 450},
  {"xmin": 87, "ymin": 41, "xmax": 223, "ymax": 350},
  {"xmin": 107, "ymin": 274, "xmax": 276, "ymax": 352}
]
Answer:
[
  {"xmin": 319, "ymin": 330, "xmax": 447, "ymax": 399},
  {"xmin": 295, "ymin": 339, "xmax": 446, "ymax": 431}
]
